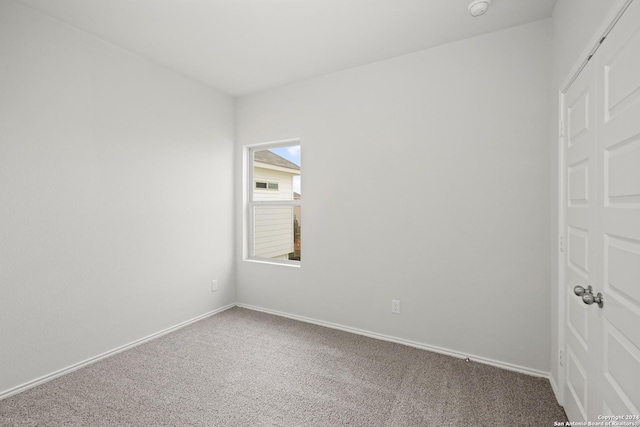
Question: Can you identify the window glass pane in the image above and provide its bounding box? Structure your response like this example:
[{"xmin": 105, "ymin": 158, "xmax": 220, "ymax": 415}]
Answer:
[
  {"xmin": 253, "ymin": 146, "xmax": 300, "ymax": 201},
  {"xmin": 255, "ymin": 182, "xmax": 267, "ymax": 189},
  {"xmin": 254, "ymin": 205, "xmax": 301, "ymax": 261}
]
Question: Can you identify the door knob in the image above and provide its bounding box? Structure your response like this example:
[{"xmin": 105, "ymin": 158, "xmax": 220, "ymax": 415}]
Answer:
[
  {"xmin": 573, "ymin": 285, "xmax": 604, "ymax": 308},
  {"xmin": 574, "ymin": 285, "xmax": 591, "ymax": 296},
  {"xmin": 582, "ymin": 292, "xmax": 604, "ymax": 308}
]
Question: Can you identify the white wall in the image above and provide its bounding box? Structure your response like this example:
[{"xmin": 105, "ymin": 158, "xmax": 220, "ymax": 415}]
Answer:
[
  {"xmin": 549, "ymin": 0, "xmax": 626, "ymax": 394},
  {"xmin": 236, "ymin": 20, "xmax": 552, "ymax": 373},
  {"xmin": 0, "ymin": 0, "xmax": 235, "ymax": 396}
]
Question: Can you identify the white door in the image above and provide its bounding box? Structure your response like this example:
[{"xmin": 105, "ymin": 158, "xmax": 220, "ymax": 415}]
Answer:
[
  {"xmin": 594, "ymin": 0, "xmax": 640, "ymax": 417},
  {"xmin": 562, "ymin": 0, "xmax": 640, "ymax": 422}
]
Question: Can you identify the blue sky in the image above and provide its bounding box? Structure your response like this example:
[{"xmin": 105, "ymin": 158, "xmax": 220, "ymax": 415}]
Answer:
[{"xmin": 269, "ymin": 146, "xmax": 301, "ymax": 195}]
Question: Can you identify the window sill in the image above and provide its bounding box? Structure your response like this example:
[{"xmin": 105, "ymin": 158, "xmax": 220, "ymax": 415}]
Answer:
[{"xmin": 245, "ymin": 258, "xmax": 301, "ymax": 268}]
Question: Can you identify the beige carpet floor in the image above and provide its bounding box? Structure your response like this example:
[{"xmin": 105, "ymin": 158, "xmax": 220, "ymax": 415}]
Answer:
[{"xmin": 0, "ymin": 307, "xmax": 567, "ymax": 426}]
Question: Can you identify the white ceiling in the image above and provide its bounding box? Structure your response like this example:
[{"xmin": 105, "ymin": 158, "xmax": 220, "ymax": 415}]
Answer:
[{"xmin": 17, "ymin": 0, "xmax": 557, "ymax": 96}]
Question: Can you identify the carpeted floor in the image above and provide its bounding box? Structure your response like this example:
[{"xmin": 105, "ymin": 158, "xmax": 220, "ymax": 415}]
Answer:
[{"xmin": 0, "ymin": 307, "xmax": 567, "ymax": 426}]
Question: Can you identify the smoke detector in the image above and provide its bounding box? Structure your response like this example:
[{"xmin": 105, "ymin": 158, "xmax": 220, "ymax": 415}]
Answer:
[{"xmin": 468, "ymin": 0, "xmax": 490, "ymax": 17}]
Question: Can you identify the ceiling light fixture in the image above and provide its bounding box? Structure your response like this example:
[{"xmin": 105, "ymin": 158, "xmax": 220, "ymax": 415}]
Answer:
[{"xmin": 468, "ymin": 0, "xmax": 490, "ymax": 17}]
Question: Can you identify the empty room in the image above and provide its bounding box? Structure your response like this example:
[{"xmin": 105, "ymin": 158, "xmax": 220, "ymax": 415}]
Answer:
[{"xmin": 1, "ymin": 0, "xmax": 639, "ymax": 425}]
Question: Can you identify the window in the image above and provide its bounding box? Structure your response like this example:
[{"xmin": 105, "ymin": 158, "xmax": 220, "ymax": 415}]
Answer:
[
  {"xmin": 255, "ymin": 181, "xmax": 279, "ymax": 191},
  {"xmin": 247, "ymin": 141, "xmax": 301, "ymax": 264}
]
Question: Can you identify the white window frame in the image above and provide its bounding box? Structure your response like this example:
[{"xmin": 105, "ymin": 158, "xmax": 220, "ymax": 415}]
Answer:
[{"xmin": 246, "ymin": 139, "xmax": 301, "ymax": 267}]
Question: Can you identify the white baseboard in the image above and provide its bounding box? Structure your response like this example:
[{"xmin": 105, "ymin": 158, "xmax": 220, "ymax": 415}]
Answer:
[
  {"xmin": 237, "ymin": 303, "xmax": 551, "ymax": 380},
  {"xmin": 0, "ymin": 304, "xmax": 235, "ymax": 401},
  {"xmin": 2, "ymin": 302, "xmax": 557, "ymax": 404}
]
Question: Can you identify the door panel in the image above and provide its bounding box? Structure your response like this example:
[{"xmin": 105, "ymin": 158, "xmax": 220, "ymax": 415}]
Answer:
[
  {"xmin": 605, "ymin": 137, "xmax": 640, "ymax": 204},
  {"xmin": 567, "ymin": 347, "xmax": 589, "ymax": 417},
  {"xmin": 568, "ymin": 160, "xmax": 589, "ymax": 205},
  {"xmin": 603, "ymin": 14, "xmax": 640, "ymax": 122},
  {"xmin": 569, "ymin": 87, "xmax": 591, "ymax": 146},
  {"xmin": 603, "ymin": 322, "xmax": 640, "ymax": 411},
  {"xmin": 568, "ymin": 226, "xmax": 589, "ymax": 274}
]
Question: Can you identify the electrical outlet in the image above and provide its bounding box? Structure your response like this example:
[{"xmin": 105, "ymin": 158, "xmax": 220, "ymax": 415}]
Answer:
[
  {"xmin": 391, "ymin": 300, "xmax": 400, "ymax": 314},
  {"xmin": 211, "ymin": 280, "xmax": 218, "ymax": 292}
]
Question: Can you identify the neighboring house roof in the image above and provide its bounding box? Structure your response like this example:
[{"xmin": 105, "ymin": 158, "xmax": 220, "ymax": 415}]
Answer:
[
  {"xmin": 255, "ymin": 150, "xmax": 300, "ymax": 171},
  {"xmin": 294, "ymin": 192, "xmax": 301, "ymax": 200}
]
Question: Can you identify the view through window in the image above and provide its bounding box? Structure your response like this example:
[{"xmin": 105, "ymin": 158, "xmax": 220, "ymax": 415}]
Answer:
[{"xmin": 249, "ymin": 144, "xmax": 301, "ymax": 263}]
